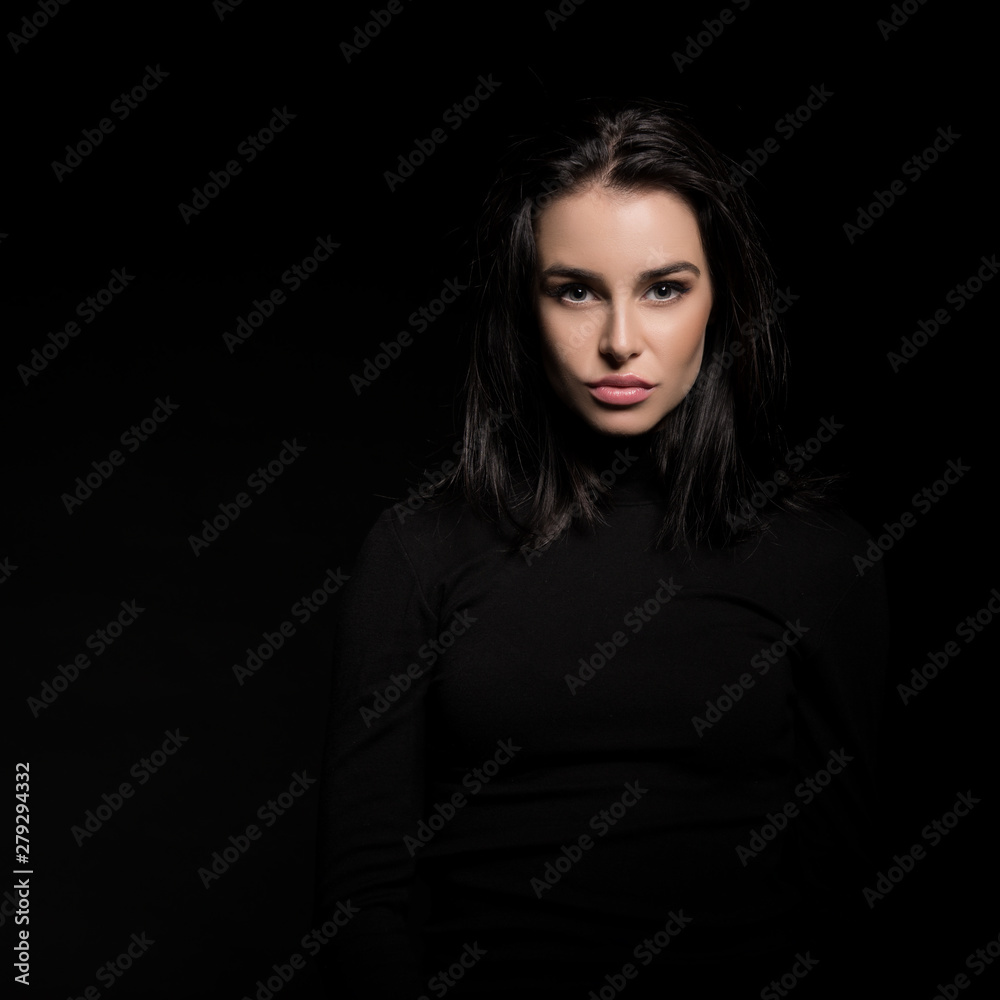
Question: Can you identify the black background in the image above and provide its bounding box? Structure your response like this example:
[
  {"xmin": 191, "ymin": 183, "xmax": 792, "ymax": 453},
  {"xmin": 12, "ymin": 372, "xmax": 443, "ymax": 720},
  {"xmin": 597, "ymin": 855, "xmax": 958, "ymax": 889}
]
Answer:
[{"xmin": 6, "ymin": 0, "xmax": 997, "ymax": 996}]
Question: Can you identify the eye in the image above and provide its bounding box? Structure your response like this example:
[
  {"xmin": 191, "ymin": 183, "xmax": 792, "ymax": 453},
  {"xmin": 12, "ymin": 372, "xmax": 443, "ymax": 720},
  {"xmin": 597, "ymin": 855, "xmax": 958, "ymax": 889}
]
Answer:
[
  {"xmin": 644, "ymin": 281, "xmax": 687, "ymax": 302},
  {"xmin": 550, "ymin": 283, "xmax": 595, "ymax": 304}
]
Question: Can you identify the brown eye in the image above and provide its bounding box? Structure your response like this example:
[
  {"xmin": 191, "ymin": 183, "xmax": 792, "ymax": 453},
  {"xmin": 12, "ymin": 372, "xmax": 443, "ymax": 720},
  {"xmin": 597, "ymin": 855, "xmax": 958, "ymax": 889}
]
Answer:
[
  {"xmin": 545, "ymin": 283, "xmax": 595, "ymax": 303},
  {"xmin": 646, "ymin": 282, "xmax": 686, "ymax": 302}
]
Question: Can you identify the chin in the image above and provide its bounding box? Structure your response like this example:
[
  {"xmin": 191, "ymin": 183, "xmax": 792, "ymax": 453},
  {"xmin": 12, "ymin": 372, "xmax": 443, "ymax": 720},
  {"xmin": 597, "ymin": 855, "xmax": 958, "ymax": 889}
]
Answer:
[{"xmin": 579, "ymin": 406, "xmax": 667, "ymax": 438}]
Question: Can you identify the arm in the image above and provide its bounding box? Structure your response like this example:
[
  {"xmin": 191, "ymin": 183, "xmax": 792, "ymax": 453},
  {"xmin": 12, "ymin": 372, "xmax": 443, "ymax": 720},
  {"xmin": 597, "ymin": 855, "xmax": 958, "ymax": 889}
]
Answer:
[
  {"xmin": 787, "ymin": 549, "xmax": 890, "ymax": 928},
  {"xmin": 313, "ymin": 507, "xmax": 437, "ymax": 997}
]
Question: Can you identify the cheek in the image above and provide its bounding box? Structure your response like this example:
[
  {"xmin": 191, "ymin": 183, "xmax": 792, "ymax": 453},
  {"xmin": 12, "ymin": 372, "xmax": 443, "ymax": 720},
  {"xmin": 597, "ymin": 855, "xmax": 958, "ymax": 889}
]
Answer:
[
  {"xmin": 653, "ymin": 306, "xmax": 709, "ymax": 366},
  {"xmin": 537, "ymin": 314, "xmax": 567, "ymax": 390},
  {"xmin": 538, "ymin": 307, "xmax": 589, "ymax": 372},
  {"xmin": 684, "ymin": 336, "xmax": 706, "ymax": 371},
  {"xmin": 687, "ymin": 325, "xmax": 708, "ymax": 363},
  {"xmin": 683, "ymin": 303, "xmax": 712, "ymax": 381}
]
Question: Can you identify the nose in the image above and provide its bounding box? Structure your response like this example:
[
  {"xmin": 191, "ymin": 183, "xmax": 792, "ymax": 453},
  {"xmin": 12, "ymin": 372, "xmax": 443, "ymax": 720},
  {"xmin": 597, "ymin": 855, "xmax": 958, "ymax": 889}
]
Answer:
[{"xmin": 599, "ymin": 301, "xmax": 642, "ymax": 364}]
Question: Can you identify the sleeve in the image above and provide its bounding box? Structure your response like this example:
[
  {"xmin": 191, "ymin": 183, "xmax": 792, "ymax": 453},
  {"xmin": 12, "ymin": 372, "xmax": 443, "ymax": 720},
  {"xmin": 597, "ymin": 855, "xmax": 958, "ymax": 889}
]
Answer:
[
  {"xmin": 787, "ymin": 552, "xmax": 890, "ymax": 914},
  {"xmin": 312, "ymin": 507, "xmax": 438, "ymax": 998}
]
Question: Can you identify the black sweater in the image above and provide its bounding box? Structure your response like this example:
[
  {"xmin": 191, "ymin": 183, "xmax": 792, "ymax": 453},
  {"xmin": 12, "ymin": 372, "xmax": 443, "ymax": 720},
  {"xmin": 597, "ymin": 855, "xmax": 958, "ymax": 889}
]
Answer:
[{"xmin": 314, "ymin": 452, "xmax": 889, "ymax": 998}]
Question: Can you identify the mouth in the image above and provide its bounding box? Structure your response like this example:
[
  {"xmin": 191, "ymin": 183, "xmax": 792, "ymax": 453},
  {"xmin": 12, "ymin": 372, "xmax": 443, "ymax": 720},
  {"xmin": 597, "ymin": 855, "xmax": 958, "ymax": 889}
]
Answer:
[{"xmin": 585, "ymin": 375, "xmax": 655, "ymax": 405}]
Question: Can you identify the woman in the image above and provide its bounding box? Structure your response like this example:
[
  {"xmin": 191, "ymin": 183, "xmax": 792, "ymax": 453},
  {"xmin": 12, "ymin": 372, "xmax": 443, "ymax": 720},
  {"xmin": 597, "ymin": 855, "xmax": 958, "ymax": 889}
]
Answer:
[{"xmin": 314, "ymin": 98, "xmax": 888, "ymax": 998}]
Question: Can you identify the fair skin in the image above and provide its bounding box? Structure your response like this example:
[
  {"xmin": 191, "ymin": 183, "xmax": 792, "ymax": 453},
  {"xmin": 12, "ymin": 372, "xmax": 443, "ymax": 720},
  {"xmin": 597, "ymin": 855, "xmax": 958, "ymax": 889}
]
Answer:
[{"xmin": 534, "ymin": 184, "xmax": 713, "ymax": 437}]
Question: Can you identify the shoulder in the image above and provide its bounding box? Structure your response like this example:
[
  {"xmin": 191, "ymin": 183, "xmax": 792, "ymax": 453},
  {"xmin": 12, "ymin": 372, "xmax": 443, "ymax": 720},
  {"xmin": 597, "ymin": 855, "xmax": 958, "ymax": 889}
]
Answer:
[
  {"xmin": 349, "ymin": 490, "xmax": 515, "ymax": 602},
  {"xmin": 755, "ymin": 501, "xmax": 875, "ymax": 570},
  {"xmin": 716, "ymin": 501, "xmax": 887, "ymax": 640},
  {"xmin": 376, "ymin": 488, "xmax": 513, "ymax": 554}
]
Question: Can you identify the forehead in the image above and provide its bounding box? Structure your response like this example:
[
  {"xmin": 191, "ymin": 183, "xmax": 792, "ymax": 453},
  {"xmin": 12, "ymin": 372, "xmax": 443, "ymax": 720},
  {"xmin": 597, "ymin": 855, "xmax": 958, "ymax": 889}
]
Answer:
[{"xmin": 533, "ymin": 184, "xmax": 705, "ymax": 266}]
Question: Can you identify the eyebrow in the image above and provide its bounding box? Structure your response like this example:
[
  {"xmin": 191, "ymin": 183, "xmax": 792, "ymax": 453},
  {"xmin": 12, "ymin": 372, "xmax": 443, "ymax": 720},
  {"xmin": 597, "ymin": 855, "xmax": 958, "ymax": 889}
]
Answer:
[{"xmin": 539, "ymin": 261, "xmax": 702, "ymax": 283}]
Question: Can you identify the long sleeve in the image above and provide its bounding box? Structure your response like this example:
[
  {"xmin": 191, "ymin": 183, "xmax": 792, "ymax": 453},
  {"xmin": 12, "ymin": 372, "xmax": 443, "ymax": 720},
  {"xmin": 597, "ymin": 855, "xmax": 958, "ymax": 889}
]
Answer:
[
  {"xmin": 313, "ymin": 507, "xmax": 437, "ymax": 997},
  {"xmin": 786, "ymin": 543, "xmax": 890, "ymax": 925},
  {"xmin": 310, "ymin": 487, "xmax": 894, "ymax": 995}
]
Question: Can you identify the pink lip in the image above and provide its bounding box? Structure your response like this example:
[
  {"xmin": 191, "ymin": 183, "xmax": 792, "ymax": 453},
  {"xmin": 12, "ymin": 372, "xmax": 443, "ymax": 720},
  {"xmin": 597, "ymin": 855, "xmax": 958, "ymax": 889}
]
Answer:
[
  {"xmin": 587, "ymin": 385, "xmax": 654, "ymax": 404},
  {"xmin": 587, "ymin": 375, "xmax": 654, "ymax": 388},
  {"xmin": 585, "ymin": 375, "xmax": 655, "ymax": 405}
]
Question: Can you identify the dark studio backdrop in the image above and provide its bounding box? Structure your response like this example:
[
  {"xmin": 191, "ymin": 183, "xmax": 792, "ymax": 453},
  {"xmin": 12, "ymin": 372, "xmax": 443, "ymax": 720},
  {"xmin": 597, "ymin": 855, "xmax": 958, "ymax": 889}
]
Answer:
[{"xmin": 6, "ymin": 0, "xmax": 997, "ymax": 996}]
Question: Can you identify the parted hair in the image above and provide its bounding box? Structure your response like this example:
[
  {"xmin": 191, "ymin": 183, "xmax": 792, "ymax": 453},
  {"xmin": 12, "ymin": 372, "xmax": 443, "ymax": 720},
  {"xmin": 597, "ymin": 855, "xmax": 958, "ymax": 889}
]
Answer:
[{"xmin": 431, "ymin": 96, "xmax": 835, "ymax": 555}]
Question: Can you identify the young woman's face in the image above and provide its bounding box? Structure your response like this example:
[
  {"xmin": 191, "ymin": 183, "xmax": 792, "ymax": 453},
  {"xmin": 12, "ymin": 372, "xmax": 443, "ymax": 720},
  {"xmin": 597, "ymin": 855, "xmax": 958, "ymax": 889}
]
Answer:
[{"xmin": 534, "ymin": 184, "xmax": 713, "ymax": 437}]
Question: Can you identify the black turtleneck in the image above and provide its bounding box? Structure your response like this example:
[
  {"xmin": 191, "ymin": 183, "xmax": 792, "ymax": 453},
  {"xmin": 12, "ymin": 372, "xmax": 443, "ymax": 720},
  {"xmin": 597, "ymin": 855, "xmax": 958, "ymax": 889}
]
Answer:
[{"xmin": 314, "ymin": 439, "xmax": 888, "ymax": 998}]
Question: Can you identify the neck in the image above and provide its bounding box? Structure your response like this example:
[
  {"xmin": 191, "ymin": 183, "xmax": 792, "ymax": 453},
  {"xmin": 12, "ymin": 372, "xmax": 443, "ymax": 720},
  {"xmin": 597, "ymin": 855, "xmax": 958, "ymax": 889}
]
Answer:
[{"xmin": 561, "ymin": 420, "xmax": 664, "ymax": 503}]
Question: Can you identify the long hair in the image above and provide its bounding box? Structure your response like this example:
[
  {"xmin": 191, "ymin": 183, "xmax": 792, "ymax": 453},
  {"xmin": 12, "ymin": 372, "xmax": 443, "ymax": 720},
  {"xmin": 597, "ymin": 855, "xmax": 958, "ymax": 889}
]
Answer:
[{"xmin": 429, "ymin": 97, "xmax": 836, "ymax": 555}]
